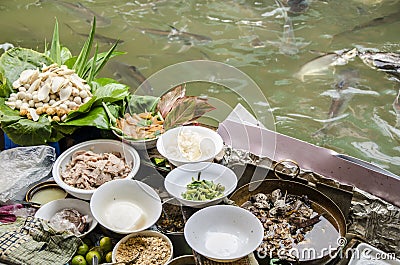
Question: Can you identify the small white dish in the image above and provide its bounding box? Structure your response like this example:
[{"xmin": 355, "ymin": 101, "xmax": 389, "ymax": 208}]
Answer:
[
  {"xmin": 164, "ymin": 162, "xmax": 237, "ymax": 208},
  {"xmin": 184, "ymin": 205, "xmax": 263, "ymax": 262},
  {"xmin": 90, "ymin": 179, "xmax": 162, "ymax": 234},
  {"xmin": 34, "ymin": 198, "xmax": 97, "ymax": 238},
  {"xmin": 112, "ymin": 230, "xmax": 173, "ymax": 264},
  {"xmin": 156, "ymin": 125, "xmax": 223, "ymax": 167}
]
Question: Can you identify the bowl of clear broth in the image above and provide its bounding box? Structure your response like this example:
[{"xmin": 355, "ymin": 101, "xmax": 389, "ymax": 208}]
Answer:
[{"xmin": 25, "ymin": 180, "xmax": 67, "ymax": 207}]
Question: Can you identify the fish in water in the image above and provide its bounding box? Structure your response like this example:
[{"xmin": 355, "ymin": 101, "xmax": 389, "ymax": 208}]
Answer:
[
  {"xmin": 139, "ymin": 26, "xmax": 212, "ymax": 43},
  {"xmin": 358, "ymin": 51, "xmax": 400, "ymax": 79},
  {"xmin": 108, "ymin": 61, "xmax": 154, "ymax": 95},
  {"xmin": 326, "ymin": 69, "xmax": 360, "ymax": 119},
  {"xmin": 268, "ymin": 0, "xmax": 309, "ymax": 55},
  {"xmin": 64, "ymin": 23, "xmax": 123, "ymax": 45},
  {"xmin": 39, "ymin": 0, "xmax": 111, "ymax": 27},
  {"xmin": 294, "ymin": 48, "xmax": 358, "ymax": 81},
  {"xmin": 284, "ymin": 0, "xmax": 309, "ymax": 14},
  {"xmin": 313, "ymin": 69, "xmax": 361, "ymax": 135},
  {"xmin": 335, "ymin": 10, "xmax": 400, "ymax": 37},
  {"xmin": 0, "ymin": 42, "xmax": 14, "ymax": 52}
]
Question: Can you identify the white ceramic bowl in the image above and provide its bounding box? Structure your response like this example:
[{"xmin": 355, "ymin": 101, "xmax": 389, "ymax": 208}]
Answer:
[
  {"xmin": 112, "ymin": 230, "xmax": 173, "ymax": 264},
  {"xmin": 166, "ymin": 255, "xmax": 195, "ymax": 265},
  {"xmin": 164, "ymin": 162, "xmax": 237, "ymax": 208},
  {"xmin": 34, "ymin": 198, "xmax": 97, "ymax": 238},
  {"xmin": 52, "ymin": 139, "xmax": 140, "ymax": 200},
  {"xmin": 156, "ymin": 126, "xmax": 223, "ymax": 167},
  {"xmin": 90, "ymin": 179, "xmax": 162, "ymax": 234},
  {"xmin": 184, "ymin": 205, "xmax": 263, "ymax": 262}
]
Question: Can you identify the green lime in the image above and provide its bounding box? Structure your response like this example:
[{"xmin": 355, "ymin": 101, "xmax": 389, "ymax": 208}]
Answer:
[
  {"xmin": 76, "ymin": 243, "xmax": 89, "ymax": 256},
  {"xmin": 105, "ymin": 251, "xmax": 112, "ymax": 263},
  {"xmin": 99, "ymin": 237, "xmax": 113, "ymax": 252},
  {"xmin": 86, "ymin": 250, "xmax": 102, "ymax": 264},
  {"xmin": 71, "ymin": 255, "xmax": 87, "ymax": 265}
]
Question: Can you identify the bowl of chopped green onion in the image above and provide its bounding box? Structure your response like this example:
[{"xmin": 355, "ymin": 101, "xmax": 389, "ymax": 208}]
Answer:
[{"xmin": 164, "ymin": 162, "xmax": 238, "ymax": 208}]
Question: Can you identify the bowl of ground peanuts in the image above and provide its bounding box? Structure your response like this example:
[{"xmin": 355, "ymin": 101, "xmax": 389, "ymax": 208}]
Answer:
[{"xmin": 112, "ymin": 230, "xmax": 173, "ymax": 265}]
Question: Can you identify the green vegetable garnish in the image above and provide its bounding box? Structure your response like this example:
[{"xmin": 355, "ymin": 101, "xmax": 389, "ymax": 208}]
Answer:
[{"xmin": 181, "ymin": 177, "xmax": 225, "ymax": 201}]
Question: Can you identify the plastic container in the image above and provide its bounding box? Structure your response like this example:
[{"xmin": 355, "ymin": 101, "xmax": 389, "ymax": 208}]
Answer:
[{"xmin": 3, "ymin": 133, "xmax": 61, "ymax": 156}]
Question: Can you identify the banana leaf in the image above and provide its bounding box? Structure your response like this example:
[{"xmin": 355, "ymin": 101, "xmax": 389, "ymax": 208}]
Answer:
[
  {"xmin": 0, "ymin": 47, "xmax": 53, "ymax": 97},
  {"xmin": 91, "ymin": 78, "xmax": 130, "ymax": 104},
  {"xmin": 62, "ymin": 106, "xmax": 110, "ymax": 130},
  {"xmin": 0, "ymin": 98, "xmax": 23, "ymax": 123},
  {"xmin": 1, "ymin": 116, "xmax": 52, "ymax": 145}
]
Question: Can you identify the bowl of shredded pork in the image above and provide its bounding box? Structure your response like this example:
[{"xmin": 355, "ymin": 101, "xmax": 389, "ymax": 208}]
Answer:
[{"xmin": 52, "ymin": 139, "xmax": 140, "ymax": 200}]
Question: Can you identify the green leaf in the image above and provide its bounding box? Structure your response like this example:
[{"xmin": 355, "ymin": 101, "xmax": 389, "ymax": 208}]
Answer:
[
  {"xmin": 0, "ymin": 98, "xmax": 23, "ymax": 123},
  {"xmin": 49, "ymin": 19, "xmax": 61, "ymax": 65},
  {"xmin": 73, "ymin": 16, "xmax": 96, "ymax": 77},
  {"xmin": 63, "ymin": 106, "xmax": 110, "ymax": 129},
  {"xmin": 88, "ymin": 44, "xmax": 98, "ymax": 83},
  {"xmin": 82, "ymin": 51, "xmax": 125, "ymax": 79},
  {"xmin": 64, "ymin": 56, "xmax": 77, "ymax": 69},
  {"xmin": 65, "ymin": 96, "xmax": 96, "ymax": 120},
  {"xmin": 48, "ymin": 124, "xmax": 76, "ymax": 143},
  {"xmin": 102, "ymin": 102, "xmax": 118, "ymax": 125},
  {"xmin": 0, "ymin": 72, "xmax": 5, "ymax": 91},
  {"xmin": 66, "ymin": 78, "xmax": 128, "ymax": 122},
  {"xmin": 164, "ymin": 98, "xmax": 196, "ymax": 130},
  {"xmin": 1, "ymin": 115, "xmax": 52, "ymax": 146},
  {"xmin": 126, "ymin": 95, "xmax": 159, "ymax": 114},
  {"xmin": 83, "ymin": 42, "xmax": 119, "ymax": 80},
  {"xmin": 91, "ymin": 78, "xmax": 129, "ymax": 104},
  {"xmin": 91, "ymin": 77, "xmax": 124, "ymax": 87},
  {"xmin": 51, "ymin": 122, "xmax": 77, "ymax": 136},
  {"xmin": 60, "ymin": 46, "xmax": 73, "ymax": 64},
  {"xmin": 0, "ymin": 47, "xmax": 53, "ymax": 97}
]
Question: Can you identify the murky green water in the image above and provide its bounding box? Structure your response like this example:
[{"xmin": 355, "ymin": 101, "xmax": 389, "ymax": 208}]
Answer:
[{"xmin": 1, "ymin": 0, "xmax": 399, "ymax": 175}]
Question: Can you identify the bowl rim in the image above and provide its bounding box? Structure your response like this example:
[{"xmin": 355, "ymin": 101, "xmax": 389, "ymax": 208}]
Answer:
[
  {"xmin": 165, "ymin": 255, "xmax": 195, "ymax": 265},
  {"xmin": 112, "ymin": 230, "xmax": 174, "ymax": 263},
  {"xmin": 112, "ymin": 129, "xmax": 160, "ymax": 143},
  {"xmin": 184, "ymin": 204, "xmax": 264, "ymax": 261},
  {"xmin": 90, "ymin": 179, "xmax": 162, "ymax": 234},
  {"xmin": 164, "ymin": 162, "xmax": 238, "ymax": 207},
  {"xmin": 52, "ymin": 139, "xmax": 141, "ymax": 195},
  {"xmin": 25, "ymin": 180, "xmax": 67, "ymax": 207},
  {"xmin": 156, "ymin": 125, "xmax": 224, "ymax": 164},
  {"xmin": 34, "ymin": 198, "xmax": 98, "ymax": 237}
]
